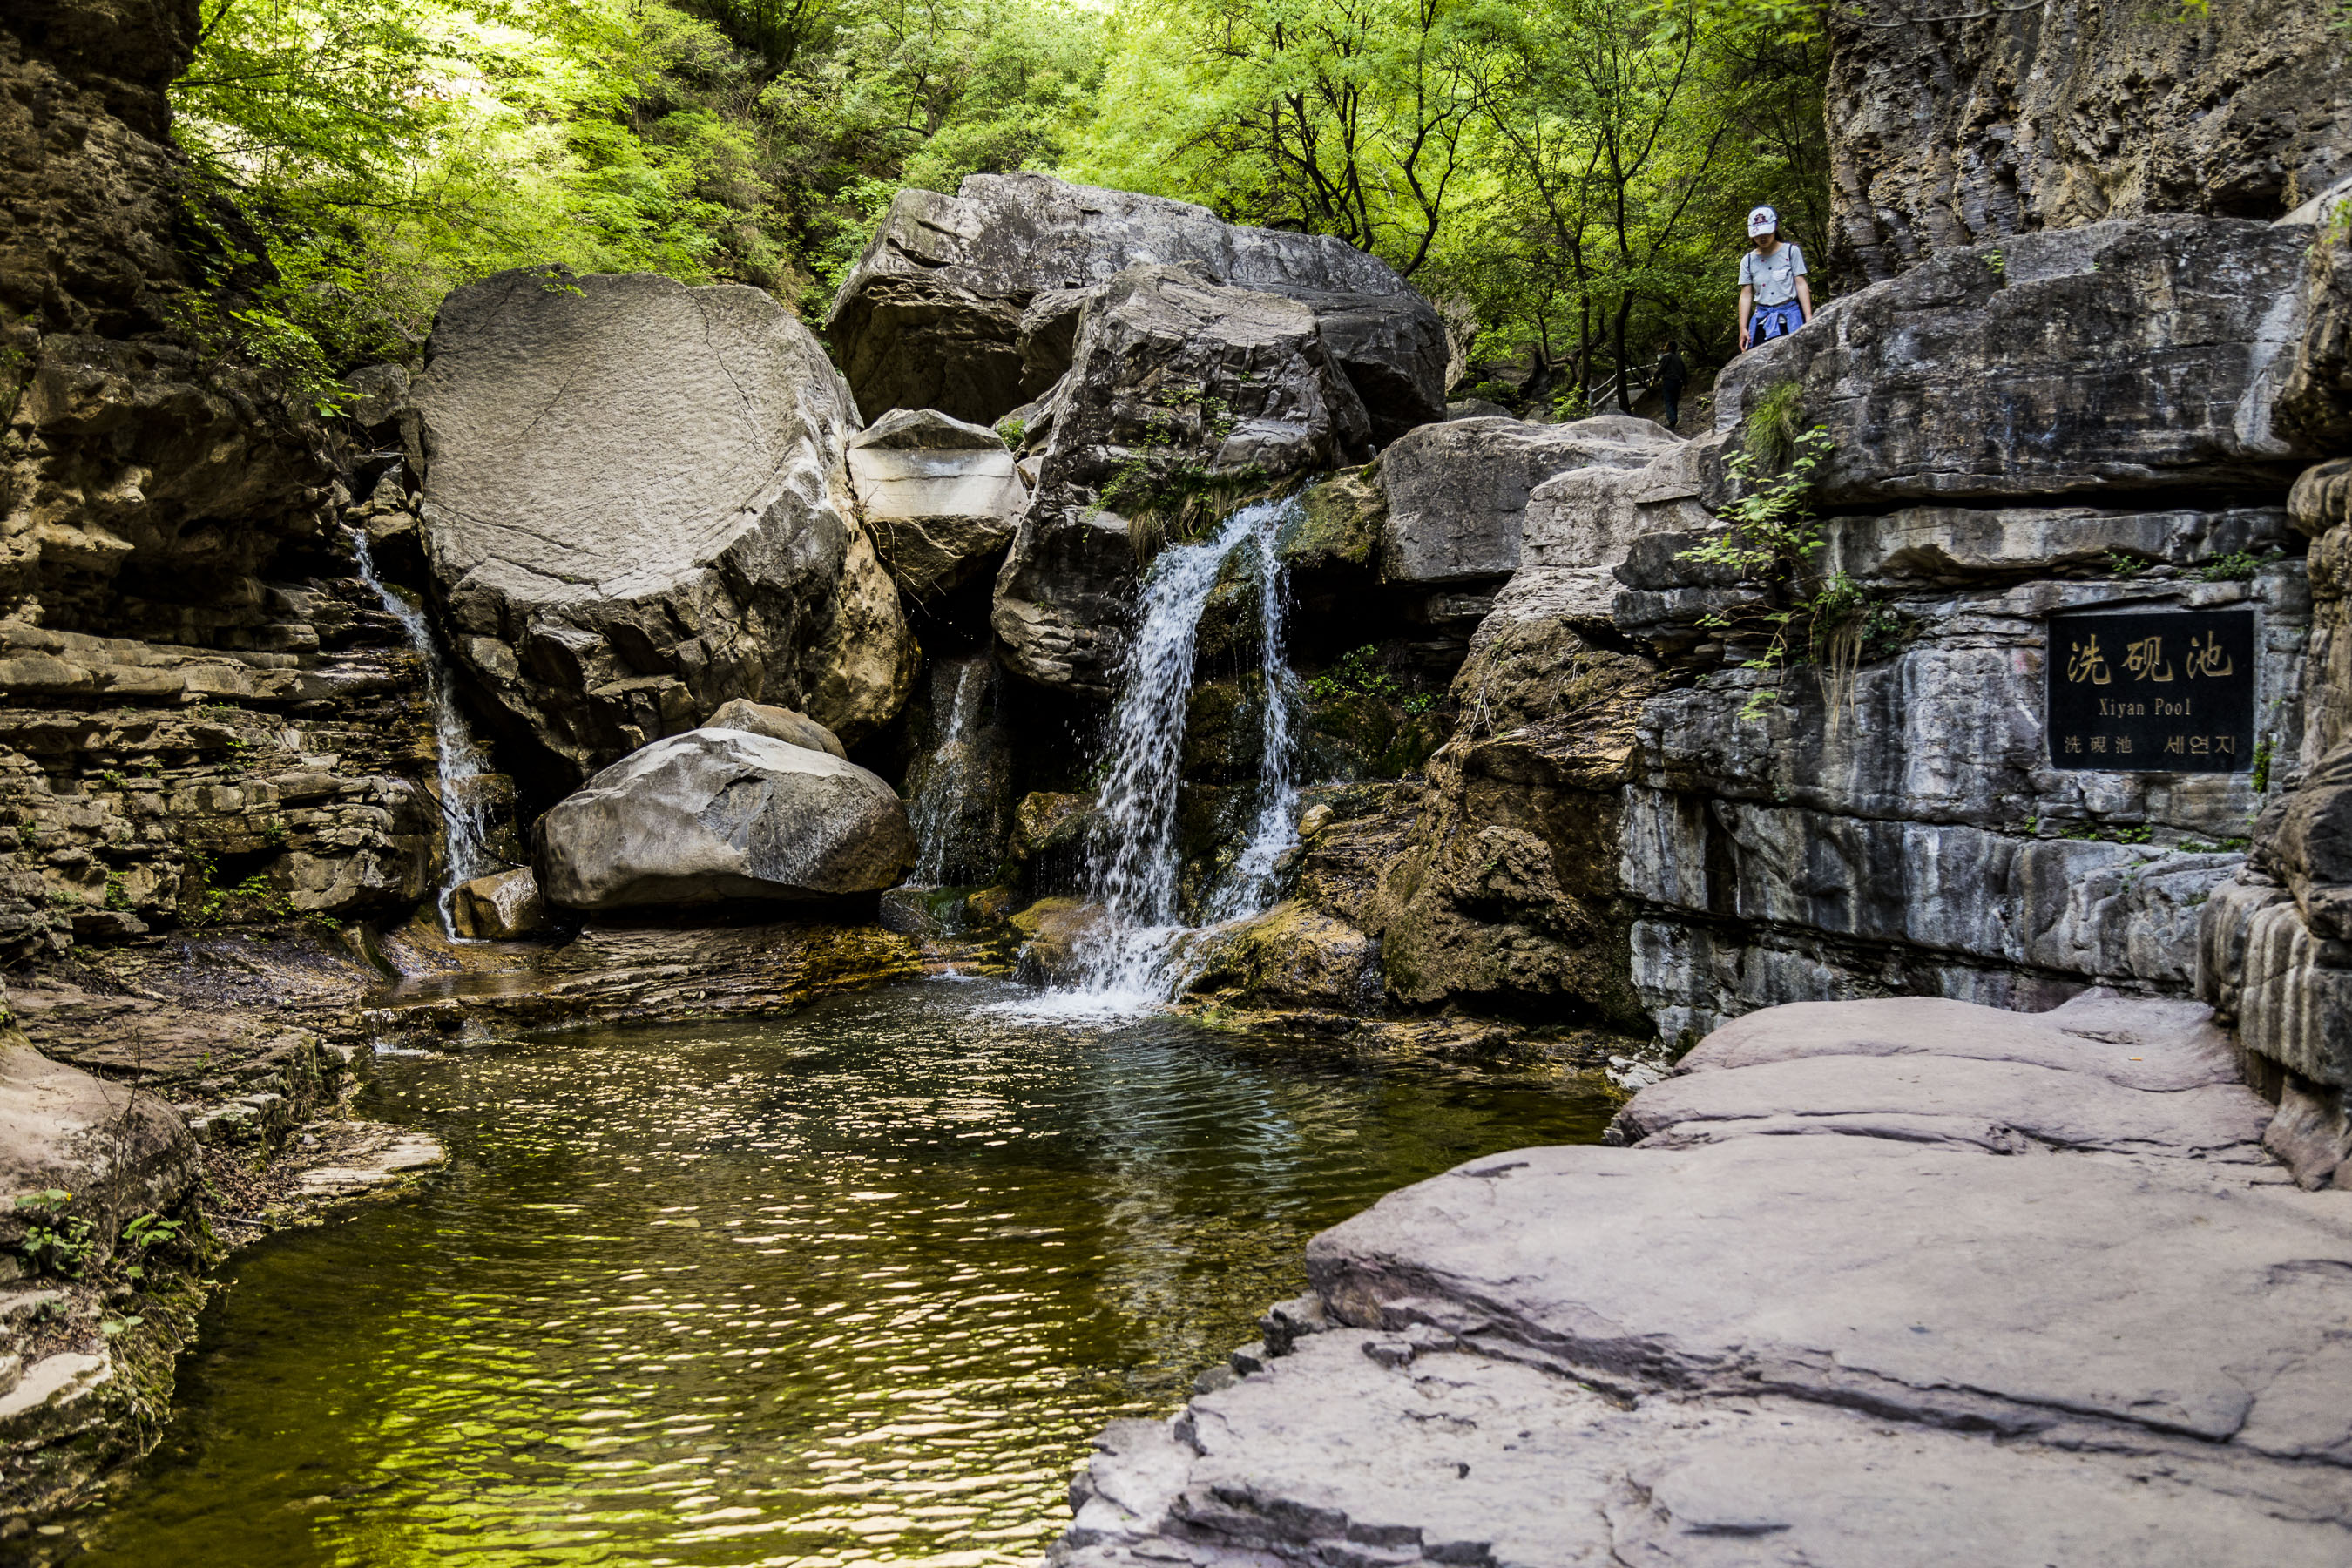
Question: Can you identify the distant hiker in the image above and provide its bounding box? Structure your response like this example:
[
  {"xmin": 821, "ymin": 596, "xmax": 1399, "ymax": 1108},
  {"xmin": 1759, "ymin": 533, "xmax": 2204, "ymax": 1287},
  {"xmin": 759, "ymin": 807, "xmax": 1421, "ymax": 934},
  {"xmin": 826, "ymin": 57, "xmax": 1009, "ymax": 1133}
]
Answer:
[
  {"xmin": 1654, "ymin": 340, "xmax": 1690, "ymax": 429},
  {"xmin": 1738, "ymin": 205, "xmax": 1812, "ymax": 352}
]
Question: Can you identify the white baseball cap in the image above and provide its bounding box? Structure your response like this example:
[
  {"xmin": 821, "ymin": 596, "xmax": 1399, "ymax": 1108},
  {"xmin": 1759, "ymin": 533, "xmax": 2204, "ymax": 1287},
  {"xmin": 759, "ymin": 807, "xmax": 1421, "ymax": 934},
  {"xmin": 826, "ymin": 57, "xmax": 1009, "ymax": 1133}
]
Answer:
[{"xmin": 1747, "ymin": 205, "xmax": 1779, "ymax": 237}]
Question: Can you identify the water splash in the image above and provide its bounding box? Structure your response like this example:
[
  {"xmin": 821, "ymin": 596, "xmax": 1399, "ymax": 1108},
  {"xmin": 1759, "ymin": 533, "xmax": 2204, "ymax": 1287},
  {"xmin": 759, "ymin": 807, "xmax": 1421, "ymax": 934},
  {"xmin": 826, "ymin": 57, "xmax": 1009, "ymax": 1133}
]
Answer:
[
  {"xmin": 906, "ymin": 654, "xmax": 993, "ymax": 888},
  {"xmin": 1057, "ymin": 498, "xmax": 1301, "ymax": 1010},
  {"xmin": 348, "ymin": 526, "xmax": 497, "ymax": 936}
]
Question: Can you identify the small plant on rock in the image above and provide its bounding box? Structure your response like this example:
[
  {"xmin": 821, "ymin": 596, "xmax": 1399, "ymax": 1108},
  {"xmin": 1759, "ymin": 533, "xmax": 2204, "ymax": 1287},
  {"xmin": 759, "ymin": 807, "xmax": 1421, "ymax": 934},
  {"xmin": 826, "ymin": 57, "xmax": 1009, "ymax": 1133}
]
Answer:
[{"xmin": 16, "ymin": 1190, "xmax": 98, "ymax": 1279}]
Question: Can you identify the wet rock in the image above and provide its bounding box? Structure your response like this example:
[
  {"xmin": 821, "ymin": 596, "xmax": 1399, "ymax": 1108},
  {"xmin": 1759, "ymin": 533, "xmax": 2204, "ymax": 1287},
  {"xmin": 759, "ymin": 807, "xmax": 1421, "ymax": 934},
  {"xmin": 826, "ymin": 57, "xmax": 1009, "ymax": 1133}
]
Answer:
[
  {"xmin": 846, "ymin": 409, "xmax": 1025, "ymax": 600},
  {"xmin": 825, "ymin": 172, "xmax": 1443, "ymax": 436},
  {"xmin": 449, "ymin": 868, "xmax": 547, "ymax": 941},
  {"xmin": 1007, "ymin": 790, "xmax": 1096, "ymax": 898},
  {"xmin": 994, "ymin": 266, "xmax": 1371, "ymax": 693},
  {"xmin": 1376, "ymin": 415, "xmax": 1680, "ymax": 587},
  {"xmin": 703, "ymin": 697, "xmax": 847, "ymax": 759},
  {"xmin": 412, "ymin": 268, "xmax": 916, "ymax": 774},
  {"xmin": 1179, "ymin": 901, "xmax": 1381, "ymax": 1014},
  {"xmin": 1713, "ymin": 219, "xmax": 2319, "ymax": 508},
  {"xmin": 535, "ymin": 728, "xmax": 916, "ymax": 910},
  {"xmin": 1825, "ymin": 0, "xmax": 2350, "ymax": 286},
  {"xmin": 1009, "ymin": 896, "xmax": 1105, "ymax": 983}
]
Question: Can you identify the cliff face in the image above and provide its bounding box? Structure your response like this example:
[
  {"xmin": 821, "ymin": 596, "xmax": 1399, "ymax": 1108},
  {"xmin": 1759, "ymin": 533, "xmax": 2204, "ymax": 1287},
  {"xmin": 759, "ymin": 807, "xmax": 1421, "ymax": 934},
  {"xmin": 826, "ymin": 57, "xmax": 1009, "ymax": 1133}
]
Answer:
[
  {"xmin": 0, "ymin": 0, "xmax": 336, "ymax": 642},
  {"xmin": 1826, "ymin": 0, "xmax": 2351, "ymax": 286}
]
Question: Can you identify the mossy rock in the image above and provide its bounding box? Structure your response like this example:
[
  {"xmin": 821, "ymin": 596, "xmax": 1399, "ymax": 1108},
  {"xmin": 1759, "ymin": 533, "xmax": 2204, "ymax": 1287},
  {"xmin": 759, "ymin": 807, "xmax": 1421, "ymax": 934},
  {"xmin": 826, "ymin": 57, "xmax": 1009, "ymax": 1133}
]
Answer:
[{"xmin": 1280, "ymin": 468, "xmax": 1384, "ymax": 571}]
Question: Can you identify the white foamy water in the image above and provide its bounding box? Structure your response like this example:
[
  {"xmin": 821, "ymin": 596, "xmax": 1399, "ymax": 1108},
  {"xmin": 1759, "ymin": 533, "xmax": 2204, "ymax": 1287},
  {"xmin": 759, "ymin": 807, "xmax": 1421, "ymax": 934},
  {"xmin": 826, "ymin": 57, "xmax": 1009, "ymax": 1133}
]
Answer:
[
  {"xmin": 349, "ymin": 526, "xmax": 498, "ymax": 937},
  {"xmin": 1037, "ymin": 498, "xmax": 1302, "ymax": 1016}
]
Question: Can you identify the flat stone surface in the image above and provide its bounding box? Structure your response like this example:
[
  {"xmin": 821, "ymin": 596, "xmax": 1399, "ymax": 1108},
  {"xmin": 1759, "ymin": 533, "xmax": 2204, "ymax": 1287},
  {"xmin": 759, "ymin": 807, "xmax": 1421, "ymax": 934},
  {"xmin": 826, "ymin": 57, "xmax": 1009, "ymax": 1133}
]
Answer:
[
  {"xmin": 1311, "ymin": 1137, "xmax": 2350, "ymax": 1451},
  {"xmin": 1058, "ymin": 1333, "xmax": 2352, "ymax": 1568},
  {"xmin": 1682, "ymin": 993, "xmax": 2241, "ymax": 1090},
  {"xmin": 412, "ymin": 268, "xmax": 913, "ymax": 770},
  {"xmin": 1615, "ymin": 1051, "xmax": 2271, "ymax": 1156}
]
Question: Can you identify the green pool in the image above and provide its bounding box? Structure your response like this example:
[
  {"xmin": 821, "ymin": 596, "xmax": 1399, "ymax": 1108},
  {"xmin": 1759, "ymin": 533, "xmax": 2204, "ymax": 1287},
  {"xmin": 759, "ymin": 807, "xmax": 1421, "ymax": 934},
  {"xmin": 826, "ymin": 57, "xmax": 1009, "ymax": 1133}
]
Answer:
[{"xmin": 74, "ymin": 978, "xmax": 1612, "ymax": 1566}]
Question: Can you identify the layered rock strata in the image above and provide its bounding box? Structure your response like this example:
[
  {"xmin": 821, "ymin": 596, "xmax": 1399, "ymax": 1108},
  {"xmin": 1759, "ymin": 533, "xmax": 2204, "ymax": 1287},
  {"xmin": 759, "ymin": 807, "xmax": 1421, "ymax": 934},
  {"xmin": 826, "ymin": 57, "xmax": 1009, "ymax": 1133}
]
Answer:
[
  {"xmin": 1055, "ymin": 995, "xmax": 2352, "ymax": 1568},
  {"xmin": 1825, "ymin": 0, "xmax": 2352, "ymax": 285},
  {"xmin": 411, "ymin": 269, "xmax": 916, "ymax": 774}
]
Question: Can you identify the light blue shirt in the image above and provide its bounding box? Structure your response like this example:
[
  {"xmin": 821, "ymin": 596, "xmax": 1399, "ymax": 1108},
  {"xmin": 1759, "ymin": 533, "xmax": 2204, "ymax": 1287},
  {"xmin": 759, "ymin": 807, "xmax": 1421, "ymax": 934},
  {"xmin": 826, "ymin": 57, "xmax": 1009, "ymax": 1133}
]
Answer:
[{"xmin": 1740, "ymin": 242, "xmax": 1807, "ymax": 308}]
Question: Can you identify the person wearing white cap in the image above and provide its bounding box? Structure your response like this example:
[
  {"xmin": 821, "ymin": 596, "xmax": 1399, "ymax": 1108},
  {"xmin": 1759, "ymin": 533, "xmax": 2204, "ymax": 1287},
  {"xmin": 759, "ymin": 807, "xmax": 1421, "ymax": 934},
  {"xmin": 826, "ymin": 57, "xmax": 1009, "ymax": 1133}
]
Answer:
[{"xmin": 1737, "ymin": 205, "xmax": 1812, "ymax": 352}]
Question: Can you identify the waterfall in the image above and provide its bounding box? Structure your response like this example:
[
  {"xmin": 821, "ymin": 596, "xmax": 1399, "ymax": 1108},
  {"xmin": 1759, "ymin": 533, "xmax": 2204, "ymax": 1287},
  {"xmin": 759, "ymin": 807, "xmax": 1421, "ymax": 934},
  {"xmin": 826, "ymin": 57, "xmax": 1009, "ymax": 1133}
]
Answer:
[
  {"xmin": 1064, "ymin": 498, "xmax": 1301, "ymax": 1005},
  {"xmin": 348, "ymin": 527, "xmax": 497, "ymax": 936},
  {"xmin": 1203, "ymin": 509, "xmax": 1301, "ymax": 923},
  {"xmin": 906, "ymin": 654, "xmax": 992, "ymax": 887}
]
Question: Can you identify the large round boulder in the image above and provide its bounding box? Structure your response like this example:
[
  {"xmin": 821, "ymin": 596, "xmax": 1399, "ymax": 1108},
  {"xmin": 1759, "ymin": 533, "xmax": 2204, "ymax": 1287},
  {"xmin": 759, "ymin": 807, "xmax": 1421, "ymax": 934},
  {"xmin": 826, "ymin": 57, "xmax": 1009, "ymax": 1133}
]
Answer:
[
  {"xmin": 409, "ymin": 268, "xmax": 917, "ymax": 778},
  {"xmin": 535, "ymin": 727, "xmax": 916, "ymax": 910}
]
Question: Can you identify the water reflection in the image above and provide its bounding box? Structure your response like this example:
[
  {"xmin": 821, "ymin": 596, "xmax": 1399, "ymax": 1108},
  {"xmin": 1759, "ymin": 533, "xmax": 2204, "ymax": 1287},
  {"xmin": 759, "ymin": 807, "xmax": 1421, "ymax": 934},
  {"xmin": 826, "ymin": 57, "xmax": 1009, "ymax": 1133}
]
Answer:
[{"xmin": 80, "ymin": 979, "xmax": 1612, "ymax": 1567}]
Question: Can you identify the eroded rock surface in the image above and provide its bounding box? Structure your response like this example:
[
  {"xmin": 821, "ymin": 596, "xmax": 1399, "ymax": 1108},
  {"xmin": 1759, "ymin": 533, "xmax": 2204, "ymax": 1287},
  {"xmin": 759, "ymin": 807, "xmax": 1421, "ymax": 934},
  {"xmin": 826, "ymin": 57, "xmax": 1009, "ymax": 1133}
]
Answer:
[
  {"xmin": 1711, "ymin": 218, "xmax": 2317, "ymax": 508},
  {"xmin": 1826, "ymin": 0, "xmax": 2352, "ymax": 286},
  {"xmin": 1055, "ymin": 995, "xmax": 2352, "ymax": 1568},
  {"xmin": 413, "ymin": 269, "xmax": 916, "ymax": 774},
  {"xmin": 535, "ymin": 728, "xmax": 915, "ymax": 910},
  {"xmin": 825, "ymin": 173, "xmax": 1443, "ymax": 437}
]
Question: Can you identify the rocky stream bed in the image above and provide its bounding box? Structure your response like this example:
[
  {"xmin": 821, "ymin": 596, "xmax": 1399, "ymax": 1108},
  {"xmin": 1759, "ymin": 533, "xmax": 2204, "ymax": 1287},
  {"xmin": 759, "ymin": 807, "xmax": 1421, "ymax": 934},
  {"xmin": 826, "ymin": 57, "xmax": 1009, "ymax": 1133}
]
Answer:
[{"xmin": 3, "ymin": 0, "xmax": 2352, "ymax": 1558}]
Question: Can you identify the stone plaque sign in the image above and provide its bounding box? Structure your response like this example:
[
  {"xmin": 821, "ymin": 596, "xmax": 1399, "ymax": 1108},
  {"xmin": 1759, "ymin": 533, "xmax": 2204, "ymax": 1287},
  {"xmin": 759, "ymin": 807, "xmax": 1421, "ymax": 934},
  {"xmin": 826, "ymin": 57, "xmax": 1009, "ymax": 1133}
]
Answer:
[{"xmin": 2046, "ymin": 608, "xmax": 2255, "ymax": 772}]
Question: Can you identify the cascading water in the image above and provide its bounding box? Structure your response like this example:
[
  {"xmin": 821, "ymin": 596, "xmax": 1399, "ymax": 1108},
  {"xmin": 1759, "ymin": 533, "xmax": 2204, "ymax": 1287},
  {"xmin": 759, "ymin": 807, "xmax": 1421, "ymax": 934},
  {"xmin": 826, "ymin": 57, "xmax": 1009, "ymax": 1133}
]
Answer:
[
  {"xmin": 905, "ymin": 654, "xmax": 992, "ymax": 888},
  {"xmin": 348, "ymin": 526, "xmax": 497, "ymax": 936},
  {"xmin": 1063, "ymin": 498, "xmax": 1302, "ymax": 1006},
  {"xmin": 1203, "ymin": 509, "xmax": 1301, "ymax": 923}
]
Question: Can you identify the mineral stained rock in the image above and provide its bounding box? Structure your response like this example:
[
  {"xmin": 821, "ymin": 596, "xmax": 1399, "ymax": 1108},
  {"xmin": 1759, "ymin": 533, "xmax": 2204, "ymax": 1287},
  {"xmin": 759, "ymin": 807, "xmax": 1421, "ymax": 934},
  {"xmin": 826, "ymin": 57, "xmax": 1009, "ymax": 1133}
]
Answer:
[
  {"xmin": 411, "ymin": 269, "xmax": 916, "ymax": 775},
  {"xmin": 449, "ymin": 868, "xmax": 547, "ymax": 941},
  {"xmin": 825, "ymin": 172, "xmax": 1443, "ymax": 437},
  {"xmin": 535, "ymin": 728, "xmax": 915, "ymax": 910},
  {"xmin": 1055, "ymin": 995, "xmax": 2352, "ymax": 1568}
]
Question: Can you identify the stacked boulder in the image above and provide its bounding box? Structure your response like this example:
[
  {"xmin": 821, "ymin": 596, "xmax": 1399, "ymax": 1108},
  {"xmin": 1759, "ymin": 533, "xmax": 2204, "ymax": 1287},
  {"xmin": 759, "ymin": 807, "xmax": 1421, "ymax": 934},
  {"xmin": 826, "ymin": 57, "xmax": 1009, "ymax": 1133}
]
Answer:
[{"xmin": 827, "ymin": 174, "xmax": 1448, "ymax": 697}]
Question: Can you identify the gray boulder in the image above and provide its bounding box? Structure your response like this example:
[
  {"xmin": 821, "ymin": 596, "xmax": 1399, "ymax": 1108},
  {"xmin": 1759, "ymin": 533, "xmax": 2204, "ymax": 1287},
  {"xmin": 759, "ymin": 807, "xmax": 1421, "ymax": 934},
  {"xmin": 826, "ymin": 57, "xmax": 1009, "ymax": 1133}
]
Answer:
[
  {"xmin": 845, "ymin": 409, "xmax": 1024, "ymax": 600},
  {"xmin": 993, "ymin": 265, "xmax": 1373, "ymax": 693},
  {"xmin": 411, "ymin": 269, "xmax": 917, "ymax": 777},
  {"xmin": 0, "ymin": 1033, "xmax": 198, "ymax": 1253},
  {"xmin": 703, "ymin": 697, "xmax": 846, "ymax": 758},
  {"xmin": 1378, "ymin": 415, "xmax": 1680, "ymax": 586},
  {"xmin": 535, "ymin": 727, "xmax": 915, "ymax": 909},
  {"xmin": 1710, "ymin": 218, "xmax": 2318, "ymax": 508},
  {"xmin": 825, "ymin": 173, "xmax": 1444, "ymax": 438}
]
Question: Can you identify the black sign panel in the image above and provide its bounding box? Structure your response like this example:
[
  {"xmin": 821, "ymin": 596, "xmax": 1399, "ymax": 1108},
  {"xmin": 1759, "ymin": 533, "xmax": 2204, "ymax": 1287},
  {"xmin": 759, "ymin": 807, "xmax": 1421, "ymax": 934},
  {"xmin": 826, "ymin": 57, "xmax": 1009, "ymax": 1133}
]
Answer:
[{"xmin": 2046, "ymin": 608, "xmax": 2255, "ymax": 772}]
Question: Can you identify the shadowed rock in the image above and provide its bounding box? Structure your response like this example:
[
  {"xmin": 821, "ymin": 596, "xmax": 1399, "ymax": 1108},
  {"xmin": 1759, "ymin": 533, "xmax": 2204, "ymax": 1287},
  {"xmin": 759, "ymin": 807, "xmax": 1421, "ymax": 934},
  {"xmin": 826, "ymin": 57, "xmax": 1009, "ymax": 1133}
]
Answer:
[{"xmin": 535, "ymin": 728, "xmax": 915, "ymax": 910}]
